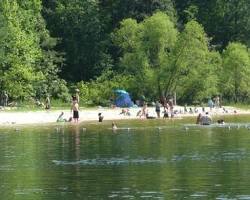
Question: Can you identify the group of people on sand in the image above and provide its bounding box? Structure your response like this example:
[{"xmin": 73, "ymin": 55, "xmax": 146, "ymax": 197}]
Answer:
[
  {"xmin": 135, "ymin": 97, "xmax": 175, "ymax": 119},
  {"xmin": 208, "ymin": 96, "xmax": 221, "ymax": 111}
]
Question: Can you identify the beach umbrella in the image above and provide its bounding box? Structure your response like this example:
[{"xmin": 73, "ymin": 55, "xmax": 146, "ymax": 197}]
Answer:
[{"xmin": 114, "ymin": 89, "xmax": 128, "ymax": 94}]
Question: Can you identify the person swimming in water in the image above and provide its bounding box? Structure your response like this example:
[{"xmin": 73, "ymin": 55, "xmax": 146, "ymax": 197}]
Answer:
[
  {"xmin": 112, "ymin": 121, "xmax": 117, "ymax": 130},
  {"xmin": 196, "ymin": 113, "xmax": 202, "ymax": 124},
  {"xmin": 217, "ymin": 119, "xmax": 225, "ymax": 124},
  {"xmin": 98, "ymin": 113, "xmax": 104, "ymax": 122},
  {"xmin": 200, "ymin": 112, "xmax": 212, "ymax": 125}
]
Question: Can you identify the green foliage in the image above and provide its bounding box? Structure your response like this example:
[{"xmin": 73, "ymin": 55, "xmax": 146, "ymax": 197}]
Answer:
[
  {"xmin": 169, "ymin": 21, "xmax": 219, "ymax": 103},
  {"xmin": 175, "ymin": 0, "xmax": 250, "ymax": 48},
  {"xmin": 2, "ymin": 0, "xmax": 250, "ymax": 105},
  {"xmin": 42, "ymin": 0, "xmax": 109, "ymax": 81},
  {"xmin": 113, "ymin": 15, "xmax": 219, "ymax": 103},
  {"xmin": 0, "ymin": 0, "xmax": 68, "ymax": 100},
  {"xmin": 77, "ymin": 69, "xmax": 133, "ymax": 106},
  {"xmin": 113, "ymin": 12, "xmax": 178, "ymax": 100},
  {"xmin": 220, "ymin": 42, "xmax": 250, "ymax": 102},
  {"xmin": 0, "ymin": 0, "xmax": 43, "ymax": 98}
]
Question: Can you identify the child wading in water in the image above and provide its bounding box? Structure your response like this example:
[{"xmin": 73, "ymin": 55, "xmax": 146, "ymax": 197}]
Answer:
[{"xmin": 71, "ymin": 100, "xmax": 79, "ymax": 123}]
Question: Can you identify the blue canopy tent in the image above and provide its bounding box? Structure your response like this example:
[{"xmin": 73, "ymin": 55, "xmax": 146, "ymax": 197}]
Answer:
[{"xmin": 114, "ymin": 89, "xmax": 134, "ymax": 107}]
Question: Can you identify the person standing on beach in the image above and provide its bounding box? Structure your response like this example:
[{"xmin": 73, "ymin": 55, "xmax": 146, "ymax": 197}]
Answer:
[
  {"xmin": 155, "ymin": 101, "xmax": 161, "ymax": 118},
  {"xmin": 71, "ymin": 100, "xmax": 79, "ymax": 123},
  {"xmin": 141, "ymin": 103, "xmax": 148, "ymax": 118},
  {"xmin": 208, "ymin": 98, "xmax": 214, "ymax": 111},
  {"xmin": 168, "ymin": 98, "xmax": 174, "ymax": 118},
  {"xmin": 45, "ymin": 95, "xmax": 51, "ymax": 110},
  {"xmin": 2, "ymin": 91, "xmax": 8, "ymax": 107},
  {"xmin": 215, "ymin": 96, "xmax": 220, "ymax": 108}
]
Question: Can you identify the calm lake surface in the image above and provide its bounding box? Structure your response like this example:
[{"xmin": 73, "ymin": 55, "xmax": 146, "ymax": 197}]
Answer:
[{"xmin": 1, "ymin": 115, "xmax": 250, "ymax": 199}]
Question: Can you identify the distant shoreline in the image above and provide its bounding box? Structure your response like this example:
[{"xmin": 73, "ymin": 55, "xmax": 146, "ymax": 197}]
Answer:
[{"xmin": 0, "ymin": 106, "xmax": 248, "ymax": 126}]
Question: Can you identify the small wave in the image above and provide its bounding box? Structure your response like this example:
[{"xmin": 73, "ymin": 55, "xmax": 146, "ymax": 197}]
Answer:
[
  {"xmin": 14, "ymin": 188, "xmax": 43, "ymax": 195},
  {"xmin": 53, "ymin": 150, "xmax": 250, "ymax": 166},
  {"xmin": 236, "ymin": 195, "xmax": 250, "ymax": 200},
  {"xmin": 52, "ymin": 158, "xmax": 167, "ymax": 166}
]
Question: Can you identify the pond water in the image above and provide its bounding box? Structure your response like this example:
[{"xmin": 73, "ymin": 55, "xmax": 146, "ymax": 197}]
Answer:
[{"xmin": 1, "ymin": 115, "xmax": 250, "ymax": 199}]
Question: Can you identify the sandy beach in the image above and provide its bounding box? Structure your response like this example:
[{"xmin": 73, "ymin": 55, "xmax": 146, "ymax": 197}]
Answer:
[{"xmin": 0, "ymin": 106, "xmax": 248, "ymax": 126}]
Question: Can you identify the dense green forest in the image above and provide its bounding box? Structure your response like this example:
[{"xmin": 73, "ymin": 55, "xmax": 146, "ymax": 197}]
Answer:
[{"xmin": 1, "ymin": 0, "xmax": 250, "ymax": 105}]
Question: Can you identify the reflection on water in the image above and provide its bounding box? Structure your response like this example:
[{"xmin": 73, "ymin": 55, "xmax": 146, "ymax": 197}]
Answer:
[
  {"xmin": 1, "ymin": 117, "xmax": 250, "ymax": 199},
  {"xmin": 52, "ymin": 148, "xmax": 250, "ymax": 166}
]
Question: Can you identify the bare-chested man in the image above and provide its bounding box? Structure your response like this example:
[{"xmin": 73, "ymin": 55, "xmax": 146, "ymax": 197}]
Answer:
[{"xmin": 71, "ymin": 100, "xmax": 79, "ymax": 123}]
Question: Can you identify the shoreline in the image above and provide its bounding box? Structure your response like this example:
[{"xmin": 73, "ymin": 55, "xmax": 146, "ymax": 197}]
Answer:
[{"xmin": 0, "ymin": 106, "xmax": 249, "ymax": 126}]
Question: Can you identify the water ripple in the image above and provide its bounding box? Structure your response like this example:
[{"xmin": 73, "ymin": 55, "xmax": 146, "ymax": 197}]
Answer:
[
  {"xmin": 52, "ymin": 158, "xmax": 167, "ymax": 166},
  {"xmin": 52, "ymin": 149, "xmax": 250, "ymax": 166}
]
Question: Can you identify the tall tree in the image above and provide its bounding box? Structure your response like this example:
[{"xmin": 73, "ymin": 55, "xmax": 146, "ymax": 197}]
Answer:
[
  {"xmin": 0, "ymin": 0, "xmax": 42, "ymax": 98},
  {"xmin": 100, "ymin": 0, "xmax": 176, "ymax": 27},
  {"xmin": 113, "ymin": 12, "xmax": 178, "ymax": 99},
  {"xmin": 161, "ymin": 20, "xmax": 218, "ymax": 103},
  {"xmin": 42, "ymin": 0, "xmax": 177, "ymax": 82},
  {"xmin": 0, "ymin": 0, "xmax": 66, "ymax": 99},
  {"xmin": 220, "ymin": 42, "xmax": 250, "ymax": 102},
  {"xmin": 42, "ymin": 0, "xmax": 112, "ymax": 82},
  {"xmin": 174, "ymin": 0, "xmax": 250, "ymax": 49}
]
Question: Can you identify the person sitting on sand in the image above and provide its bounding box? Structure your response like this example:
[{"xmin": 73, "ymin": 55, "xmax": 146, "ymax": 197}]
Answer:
[
  {"xmin": 194, "ymin": 107, "xmax": 198, "ymax": 113},
  {"xmin": 146, "ymin": 113, "xmax": 156, "ymax": 119},
  {"xmin": 137, "ymin": 104, "xmax": 148, "ymax": 118},
  {"xmin": 189, "ymin": 108, "xmax": 193, "ymax": 114},
  {"xmin": 112, "ymin": 121, "xmax": 117, "ymax": 130},
  {"xmin": 98, "ymin": 113, "xmax": 104, "ymax": 122},
  {"xmin": 120, "ymin": 109, "xmax": 125, "ymax": 115},
  {"xmin": 68, "ymin": 117, "xmax": 73, "ymax": 122},
  {"xmin": 126, "ymin": 108, "xmax": 131, "ymax": 116},
  {"xmin": 36, "ymin": 99, "xmax": 44, "ymax": 108},
  {"xmin": 120, "ymin": 108, "xmax": 131, "ymax": 116},
  {"xmin": 222, "ymin": 107, "xmax": 228, "ymax": 113},
  {"xmin": 163, "ymin": 109, "xmax": 169, "ymax": 118},
  {"xmin": 57, "ymin": 112, "xmax": 67, "ymax": 122}
]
